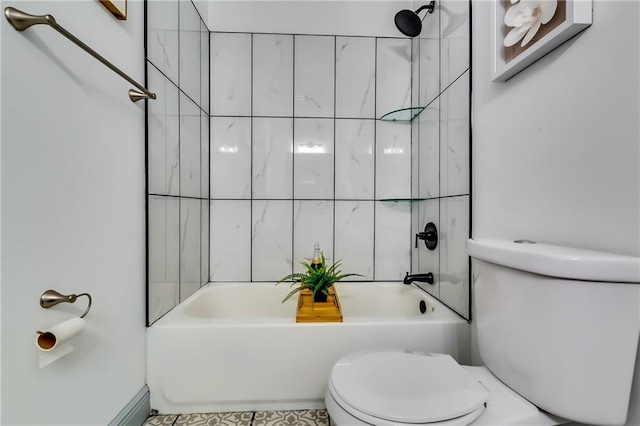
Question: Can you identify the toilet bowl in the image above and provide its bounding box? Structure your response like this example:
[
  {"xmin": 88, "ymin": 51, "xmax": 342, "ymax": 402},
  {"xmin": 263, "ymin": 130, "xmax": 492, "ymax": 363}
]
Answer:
[
  {"xmin": 326, "ymin": 239, "xmax": 640, "ymax": 426},
  {"xmin": 325, "ymin": 349, "xmax": 563, "ymax": 426}
]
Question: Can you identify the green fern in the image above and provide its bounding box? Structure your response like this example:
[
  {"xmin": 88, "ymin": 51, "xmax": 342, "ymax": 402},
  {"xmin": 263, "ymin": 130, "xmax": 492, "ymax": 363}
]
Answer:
[{"xmin": 276, "ymin": 252, "xmax": 363, "ymax": 303}]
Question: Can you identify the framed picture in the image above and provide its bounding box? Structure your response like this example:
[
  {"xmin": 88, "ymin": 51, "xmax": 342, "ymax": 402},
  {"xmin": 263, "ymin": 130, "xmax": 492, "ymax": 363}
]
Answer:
[
  {"xmin": 491, "ymin": 0, "xmax": 591, "ymax": 82},
  {"xmin": 100, "ymin": 0, "xmax": 127, "ymax": 20}
]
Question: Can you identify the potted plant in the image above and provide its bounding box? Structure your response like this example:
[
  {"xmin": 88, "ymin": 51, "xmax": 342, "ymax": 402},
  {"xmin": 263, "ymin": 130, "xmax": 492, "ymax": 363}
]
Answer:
[{"xmin": 277, "ymin": 252, "xmax": 362, "ymax": 303}]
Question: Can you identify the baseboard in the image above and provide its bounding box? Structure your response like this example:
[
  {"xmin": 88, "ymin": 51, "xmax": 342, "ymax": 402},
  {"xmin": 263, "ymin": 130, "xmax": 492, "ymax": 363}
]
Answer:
[{"xmin": 109, "ymin": 385, "xmax": 150, "ymax": 426}]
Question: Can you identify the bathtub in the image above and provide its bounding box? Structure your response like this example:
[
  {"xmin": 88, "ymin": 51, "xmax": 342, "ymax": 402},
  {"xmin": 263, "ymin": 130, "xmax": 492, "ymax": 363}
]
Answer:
[{"xmin": 147, "ymin": 282, "xmax": 470, "ymax": 414}]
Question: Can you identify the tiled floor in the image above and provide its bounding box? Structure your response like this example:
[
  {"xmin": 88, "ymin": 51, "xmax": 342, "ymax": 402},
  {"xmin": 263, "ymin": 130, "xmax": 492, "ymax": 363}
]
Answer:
[{"xmin": 144, "ymin": 409, "xmax": 332, "ymax": 426}]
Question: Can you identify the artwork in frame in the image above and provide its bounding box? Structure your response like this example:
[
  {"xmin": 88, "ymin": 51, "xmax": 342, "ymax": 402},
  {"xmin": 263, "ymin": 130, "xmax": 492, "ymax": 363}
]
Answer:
[
  {"xmin": 100, "ymin": 0, "xmax": 127, "ymax": 20},
  {"xmin": 491, "ymin": 0, "xmax": 591, "ymax": 82}
]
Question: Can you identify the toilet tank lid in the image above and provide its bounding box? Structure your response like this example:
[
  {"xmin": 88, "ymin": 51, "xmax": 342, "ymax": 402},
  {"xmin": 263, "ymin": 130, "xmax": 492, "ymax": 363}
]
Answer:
[{"xmin": 467, "ymin": 239, "xmax": 640, "ymax": 283}]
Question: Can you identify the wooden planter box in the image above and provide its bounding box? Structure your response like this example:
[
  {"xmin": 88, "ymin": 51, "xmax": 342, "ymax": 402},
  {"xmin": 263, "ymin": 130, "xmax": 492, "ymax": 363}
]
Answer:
[{"xmin": 296, "ymin": 287, "xmax": 343, "ymax": 323}]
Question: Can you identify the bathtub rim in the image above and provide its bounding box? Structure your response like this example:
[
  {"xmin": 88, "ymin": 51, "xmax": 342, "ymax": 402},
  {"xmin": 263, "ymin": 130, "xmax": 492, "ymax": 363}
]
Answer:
[{"xmin": 150, "ymin": 281, "xmax": 468, "ymax": 327}]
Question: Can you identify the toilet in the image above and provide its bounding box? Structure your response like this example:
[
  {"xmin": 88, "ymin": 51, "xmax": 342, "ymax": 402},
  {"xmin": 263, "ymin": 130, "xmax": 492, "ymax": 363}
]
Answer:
[{"xmin": 325, "ymin": 239, "xmax": 640, "ymax": 425}]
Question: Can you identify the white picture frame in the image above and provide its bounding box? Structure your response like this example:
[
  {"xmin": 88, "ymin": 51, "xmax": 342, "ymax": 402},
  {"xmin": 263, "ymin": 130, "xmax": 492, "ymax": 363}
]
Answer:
[{"xmin": 491, "ymin": 0, "xmax": 592, "ymax": 82}]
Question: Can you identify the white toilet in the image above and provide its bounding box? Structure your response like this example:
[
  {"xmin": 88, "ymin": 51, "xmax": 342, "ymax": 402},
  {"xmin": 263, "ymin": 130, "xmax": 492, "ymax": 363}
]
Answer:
[{"xmin": 325, "ymin": 239, "xmax": 640, "ymax": 425}]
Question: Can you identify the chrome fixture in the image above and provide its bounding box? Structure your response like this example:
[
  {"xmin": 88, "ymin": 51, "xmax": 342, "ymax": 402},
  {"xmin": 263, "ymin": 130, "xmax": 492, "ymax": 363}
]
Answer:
[
  {"xmin": 394, "ymin": 1, "xmax": 436, "ymax": 38},
  {"xmin": 3, "ymin": 6, "xmax": 156, "ymax": 103},
  {"xmin": 40, "ymin": 289, "xmax": 93, "ymax": 318},
  {"xmin": 403, "ymin": 272, "xmax": 435, "ymax": 285}
]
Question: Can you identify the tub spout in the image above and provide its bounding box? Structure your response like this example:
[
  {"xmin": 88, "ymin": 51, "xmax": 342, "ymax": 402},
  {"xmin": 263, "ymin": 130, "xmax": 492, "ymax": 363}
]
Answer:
[{"xmin": 403, "ymin": 272, "xmax": 434, "ymax": 285}]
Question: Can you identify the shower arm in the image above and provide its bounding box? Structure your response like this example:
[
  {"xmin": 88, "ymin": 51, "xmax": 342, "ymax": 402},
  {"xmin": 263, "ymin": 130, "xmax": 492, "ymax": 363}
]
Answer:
[
  {"xmin": 415, "ymin": 1, "xmax": 436, "ymax": 15},
  {"xmin": 3, "ymin": 6, "xmax": 156, "ymax": 103}
]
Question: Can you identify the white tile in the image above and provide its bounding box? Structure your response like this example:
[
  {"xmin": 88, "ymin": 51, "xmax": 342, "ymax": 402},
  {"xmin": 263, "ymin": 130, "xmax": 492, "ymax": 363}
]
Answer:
[
  {"xmin": 294, "ymin": 36, "xmax": 335, "ymax": 117},
  {"xmin": 411, "ymin": 199, "xmax": 440, "ymax": 298},
  {"xmin": 293, "ymin": 201, "xmax": 334, "ymax": 274},
  {"xmin": 252, "ymin": 118, "xmax": 293, "ymax": 199},
  {"xmin": 148, "ymin": 196, "xmax": 180, "ymax": 322},
  {"xmin": 201, "ymin": 22, "xmax": 210, "ymax": 113},
  {"xmin": 440, "ymin": 71, "xmax": 469, "ymax": 197},
  {"xmin": 417, "ymin": 1, "xmax": 440, "ymax": 106},
  {"xmin": 418, "ymin": 99, "xmax": 440, "ymax": 198},
  {"xmin": 335, "ymin": 119, "xmax": 375, "ymax": 199},
  {"xmin": 375, "ymin": 121, "xmax": 411, "ymax": 200},
  {"xmin": 411, "ymin": 116, "xmax": 420, "ymax": 199},
  {"xmin": 419, "ymin": 38, "xmax": 440, "ymax": 108},
  {"xmin": 211, "ymin": 33, "xmax": 251, "ymax": 115},
  {"xmin": 335, "ymin": 37, "xmax": 376, "ymax": 119},
  {"xmin": 441, "ymin": 38, "xmax": 470, "ymax": 93},
  {"xmin": 179, "ymin": 0, "xmax": 201, "ymax": 105},
  {"xmin": 335, "ymin": 201, "xmax": 374, "ymax": 280},
  {"xmin": 439, "ymin": 195, "xmax": 469, "ymax": 319},
  {"xmin": 376, "ymin": 38, "xmax": 412, "ymax": 118},
  {"xmin": 210, "ymin": 200, "xmax": 251, "ymax": 281},
  {"xmin": 148, "ymin": 65, "xmax": 179, "ymax": 196},
  {"xmin": 411, "ymin": 38, "xmax": 420, "ymax": 109},
  {"xmin": 440, "ymin": 0, "xmax": 470, "ymax": 90},
  {"xmin": 200, "ymin": 111, "xmax": 209, "ymax": 199},
  {"xmin": 294, "ymin": 118, "xmax": 334, "ymax": 199},
  {"xmin": 147, "ymin": 0, "xmax": 179, "ymax": 85},
  {"xmin": 180, "ymin": 93, "xmax": 201, "ymax": 198},
  {"xmin": 210, "ymin": 117, "xmax": 251, "ymax": 199},
  {"xmin": 375, "ymin": 201, "xmax": 411, "ymax": 280},
  {"xmin": 421, "ymin": 4, "xmax": 441, "ymax": 39},
  {"xmin": 180, "ymin": 198, "xmax": 201, "ymax": 302},
  {"xmin": 252, "ymin": 200, "xmax": 293, "ymax": 281},
  {"xmin": 148, "ymin": 281, "xmax": 179, "ymax": 324},
  {"xmin": 253, "ymin": 34, "xmax": 294, "ymax": 117},
  {"xmin": 201, "ymin": 200, "xmax": 209, "ymax": 285}
]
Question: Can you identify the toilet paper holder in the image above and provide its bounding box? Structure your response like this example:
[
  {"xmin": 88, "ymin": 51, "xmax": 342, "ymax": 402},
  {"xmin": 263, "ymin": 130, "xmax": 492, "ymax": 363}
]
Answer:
[{"xmin": 40, "ymin": 290, "xmax": 92, "ymax": 319}]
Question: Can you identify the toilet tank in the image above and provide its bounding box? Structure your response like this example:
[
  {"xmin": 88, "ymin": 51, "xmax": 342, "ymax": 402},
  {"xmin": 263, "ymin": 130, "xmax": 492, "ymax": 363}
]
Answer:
[{"xmin": 468, "ymin": 239, "xmax": 640, "ymax": 426}]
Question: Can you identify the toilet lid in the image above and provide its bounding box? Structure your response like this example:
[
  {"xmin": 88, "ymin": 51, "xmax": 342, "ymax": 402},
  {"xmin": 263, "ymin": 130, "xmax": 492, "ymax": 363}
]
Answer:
[{"xmin": 330, "ymin": 350, "xmax": 489, "ymax": 424}]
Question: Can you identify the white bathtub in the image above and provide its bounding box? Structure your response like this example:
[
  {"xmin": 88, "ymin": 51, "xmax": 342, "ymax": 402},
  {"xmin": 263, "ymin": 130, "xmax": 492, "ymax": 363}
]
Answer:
[{"xmin": 147, "ymin": 282, "xmax": 470, "ymax": 414}]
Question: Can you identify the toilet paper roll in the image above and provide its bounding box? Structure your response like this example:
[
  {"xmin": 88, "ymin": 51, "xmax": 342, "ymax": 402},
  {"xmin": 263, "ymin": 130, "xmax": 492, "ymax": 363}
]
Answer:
[{"xmin": 36, "ymin": 317, "xmax": 84, "ymax": 352}]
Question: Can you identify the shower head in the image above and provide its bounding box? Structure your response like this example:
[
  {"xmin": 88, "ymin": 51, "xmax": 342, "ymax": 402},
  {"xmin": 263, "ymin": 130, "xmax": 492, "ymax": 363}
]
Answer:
[{"xmin": 394, "ymin": 0, "xmax": 436, "ymax": 38}]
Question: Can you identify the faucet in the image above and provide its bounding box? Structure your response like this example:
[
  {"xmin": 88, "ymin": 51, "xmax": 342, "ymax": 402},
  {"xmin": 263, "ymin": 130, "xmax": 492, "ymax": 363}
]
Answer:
[{"xmin": 403, "ymin": 272, "xmax": 434, "ymax": 285}]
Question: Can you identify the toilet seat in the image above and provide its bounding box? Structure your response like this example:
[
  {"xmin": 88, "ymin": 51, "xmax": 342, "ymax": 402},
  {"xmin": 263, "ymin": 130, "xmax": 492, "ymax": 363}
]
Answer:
[
  {"xmin": 328, "ymin": 381, "xmax": 486, "ymax": 426},
  {"xmin": 329, "ymin": 350, "xmax": 489, "ymax": 425}
]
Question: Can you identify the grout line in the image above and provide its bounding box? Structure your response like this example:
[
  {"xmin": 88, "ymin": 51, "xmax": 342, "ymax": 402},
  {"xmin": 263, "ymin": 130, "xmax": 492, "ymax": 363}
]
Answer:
[
  {"xmin": 177, "ymin": 0, "xmax": 182, "ymax": 304},
  {"xmin": 333, "ymin": 35, "xmax": 337, "ymax": 262},
  {"xmin": 209, "ymin": 114, "xmax": 378, "ymax": 120},
  {"xmin": 210, "ymin": 29, "xmax": 410, "ymax": 40},
  {"xmin": 250, "ymin": 33, "xmax": 254, "ymax": 282},
  {"xmin": 372, "ymin": 37, "xmax": 378, "ymax": 281},
  {"xmin": 291, "ymin": 35, "xmax": 296, "ymax": 277},
  {"xmin": 204, "ymin": 194, "xmax": 469, "ymax": 202}
]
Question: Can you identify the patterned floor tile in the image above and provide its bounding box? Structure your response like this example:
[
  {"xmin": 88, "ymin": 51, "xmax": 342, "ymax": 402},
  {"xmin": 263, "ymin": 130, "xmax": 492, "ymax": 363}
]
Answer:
[
  {"xmin": 253, "ymin": 410, "xmax": 329, "ymax": 426},
  {"xmin": 175, "ymin": 412, "xmax": 253, "ymax": 426},
  {"xmin": 143, "ymin": 415, "xmax": 178, "ymax": 426}
]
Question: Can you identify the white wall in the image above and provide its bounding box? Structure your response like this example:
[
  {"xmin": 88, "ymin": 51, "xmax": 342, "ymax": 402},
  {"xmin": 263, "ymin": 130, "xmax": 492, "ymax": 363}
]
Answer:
[
  {"xmin": 472, "ymin": 0, "xmax": 639, "ymax": 256},
  {"xmin": 472, "ymin": 0, "xmax": 640, "ymax": 423},
  {"xmin": 208, "ymin": 0, "xmax": 413, "ymax": 37},
  {"xmin": 1, "ymin": 0, "xmax": 146, "ymax": 424}
]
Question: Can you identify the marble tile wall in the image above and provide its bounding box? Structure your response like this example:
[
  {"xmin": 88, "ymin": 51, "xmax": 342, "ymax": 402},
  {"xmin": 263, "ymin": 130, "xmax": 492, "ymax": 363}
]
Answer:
[
  {"xmin": 410, "ymin": 0, "xmax": 471, "ymax": 319},
  {"xmin": 147, "ymin": 0, "xmax": 210, "ymax": 324},
  {"xmin": 209, "ymin": 33, "xmax": 414, "ymax": 283}
]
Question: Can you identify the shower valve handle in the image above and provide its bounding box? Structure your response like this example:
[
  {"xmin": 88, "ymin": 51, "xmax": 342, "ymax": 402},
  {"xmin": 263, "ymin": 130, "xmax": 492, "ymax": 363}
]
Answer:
[{"xmin": 415, "ymin": 222, "xmax": 438, "ymax": 250}]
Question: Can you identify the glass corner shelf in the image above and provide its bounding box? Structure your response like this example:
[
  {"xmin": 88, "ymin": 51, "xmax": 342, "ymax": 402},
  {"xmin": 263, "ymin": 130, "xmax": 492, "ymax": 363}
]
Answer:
[
  {"xmin": 378, "ymin": 106, "xmax": 425, "ymax": 122},
  {"xmin": 378, "ymin": 198, "xmax": 427, "ymax": 202}
]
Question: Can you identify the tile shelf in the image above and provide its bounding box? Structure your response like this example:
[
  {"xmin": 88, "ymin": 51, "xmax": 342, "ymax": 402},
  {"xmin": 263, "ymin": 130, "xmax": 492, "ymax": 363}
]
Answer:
[{"xmin": 378, "ymin": 106, "xmax": 426, "ymax": 122}]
